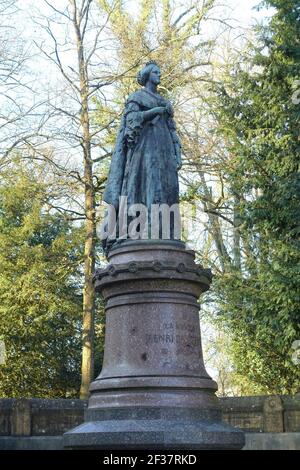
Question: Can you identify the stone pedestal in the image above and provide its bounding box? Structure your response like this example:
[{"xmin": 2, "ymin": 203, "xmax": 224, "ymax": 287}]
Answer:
[{"xmin": 64, "ymin": 241, "xmax": 244, "ymax": 449}]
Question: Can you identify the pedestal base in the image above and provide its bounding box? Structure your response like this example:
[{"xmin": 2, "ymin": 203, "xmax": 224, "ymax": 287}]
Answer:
[
  {"xmin": 64, "ymin": 241, "xmax": 244, "ymax": 450},
  {"xmin": 64, "ymin": 407, "xmax": 244, "ymax": 449}
]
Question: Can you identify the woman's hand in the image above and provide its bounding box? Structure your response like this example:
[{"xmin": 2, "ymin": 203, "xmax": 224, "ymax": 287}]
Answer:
[
  {"xmin": 143, "ymin": 106, "xmax": 166, "ymax": 121},
  {"xmin": 153, "ymin": 106, "xmax": 166, "ymax": 115}
]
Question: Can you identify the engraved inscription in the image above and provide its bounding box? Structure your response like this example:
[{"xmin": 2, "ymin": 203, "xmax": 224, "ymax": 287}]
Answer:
[
  {"xmin": 145, "ymin": 332, "xmax": 198, "ymax": 353},
  {"xmin": 145, "ymin": 322, "xmax": 200, "ymax": 357},
  {"xmin": 145, "ymin": 334, "xmax": 174, "ymax": 345}
]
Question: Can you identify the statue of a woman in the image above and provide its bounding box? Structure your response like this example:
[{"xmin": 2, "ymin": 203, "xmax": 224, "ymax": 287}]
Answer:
[{"xmin": 102, "ymin": 61, "xmax": 181, "ymax": 251}]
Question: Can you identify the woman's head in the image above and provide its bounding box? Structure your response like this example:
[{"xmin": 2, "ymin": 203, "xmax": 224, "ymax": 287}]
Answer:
[{"xmin": 137, "ymin": 61, "xmax": 161, "ymax": 86}]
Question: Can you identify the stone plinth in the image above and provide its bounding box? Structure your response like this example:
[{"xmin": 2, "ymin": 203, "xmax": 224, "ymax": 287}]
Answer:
[{"xmin": 64, "ymin": 241, "xmax": 244, "ymax": 449}]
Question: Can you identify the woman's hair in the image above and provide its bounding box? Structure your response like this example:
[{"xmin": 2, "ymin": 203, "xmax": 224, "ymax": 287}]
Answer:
[{"xmin": 137, "ymin": 61, "xmax": 160, "ymax": 86}]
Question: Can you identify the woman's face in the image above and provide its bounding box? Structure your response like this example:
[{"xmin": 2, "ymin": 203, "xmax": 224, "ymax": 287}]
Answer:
[{"xmin": 148, "ymin": 66, "xmax": 161, "ymax": 85}]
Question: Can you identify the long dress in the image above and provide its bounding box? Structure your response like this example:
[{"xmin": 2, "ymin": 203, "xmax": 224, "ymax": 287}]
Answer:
[{"xmin": 103, "ymin": 88, "xmax": 181, "ymax": 247}]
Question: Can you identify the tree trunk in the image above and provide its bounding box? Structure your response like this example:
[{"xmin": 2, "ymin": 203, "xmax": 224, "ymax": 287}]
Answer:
[
  {"xmin": 199, "ymin": 172, "xmax": 232, "ymax": 272},
  {"xmin": 80, "ymin": 155, "xmax": 95, "ymax": 399},
  {"xmin": 71, "ymin": 0, "xmax": 96, "ymax": 399}
]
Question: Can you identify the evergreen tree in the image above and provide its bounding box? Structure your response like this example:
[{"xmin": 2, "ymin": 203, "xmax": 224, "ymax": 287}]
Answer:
[
  {"xmin": 0, "ymin": 162, "xmax": 84, "ymax": 397},
  {"xmin": 213, "ymin": 0, "xmax": 300, "ymax": 393}
]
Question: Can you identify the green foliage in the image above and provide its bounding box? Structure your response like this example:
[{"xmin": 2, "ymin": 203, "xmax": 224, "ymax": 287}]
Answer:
[
  {"xmin": 212, "ymin": 0, "xmax": 300, "ymax": 394},
  {"xmin": 0, "ymin": 162, "xmax": 85, "ymax": 397}
]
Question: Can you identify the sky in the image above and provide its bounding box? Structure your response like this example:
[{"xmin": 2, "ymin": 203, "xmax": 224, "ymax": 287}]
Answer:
[
  {"xmin": 10, "ymin": 0, "xmax": 274, "ymax": 82},
  {"xmin": 11, "ymin": 0, "xmax": 274, "ymax": 106},
  {"xmin": 228, "ymin": 0, "xmax": 267, "ymax": 25},
  {"xmin": 17, "ymin": 0, "xmax": 273, "ymax": 35}
]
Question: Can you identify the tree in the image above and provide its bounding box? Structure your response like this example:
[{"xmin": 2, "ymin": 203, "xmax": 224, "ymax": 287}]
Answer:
[
  {"xmin": 0, "ymin": 0, "xmax": 49, "ymax": 168},
  {"xmin": 31, "ymin": 0, "xmax": 111, "ymax": 398},
  {"xmin": 0, "ymin": 158, "xmax": 85, "ymax": 397},
  {"xmin": 210, "ymin": 0, "xmax": 300, "ymax": 394}
]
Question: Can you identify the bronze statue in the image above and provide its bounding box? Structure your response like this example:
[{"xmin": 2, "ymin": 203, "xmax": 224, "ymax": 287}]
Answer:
[{"xmin": 102, "ymin": 61, "xmax": 182, "ymax": 252}]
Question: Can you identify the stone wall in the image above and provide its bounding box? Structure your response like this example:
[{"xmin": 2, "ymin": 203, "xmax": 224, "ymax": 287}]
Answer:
[
  {"xmin": 222, "ymin": 395, "xmax": 300, "ymax": 433},
  {"xmin": 0, "ymin": 395, "xmax": 299, "ymax": 438},
  {"xmin": 0, "ymin": 398, "xmax": 87, "ymax": 437}
]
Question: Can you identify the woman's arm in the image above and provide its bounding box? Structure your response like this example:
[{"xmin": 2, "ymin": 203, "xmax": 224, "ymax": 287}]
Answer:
[{"xmin": 143, "ymin": 106, "xmax": 166, "ymax": 121}]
